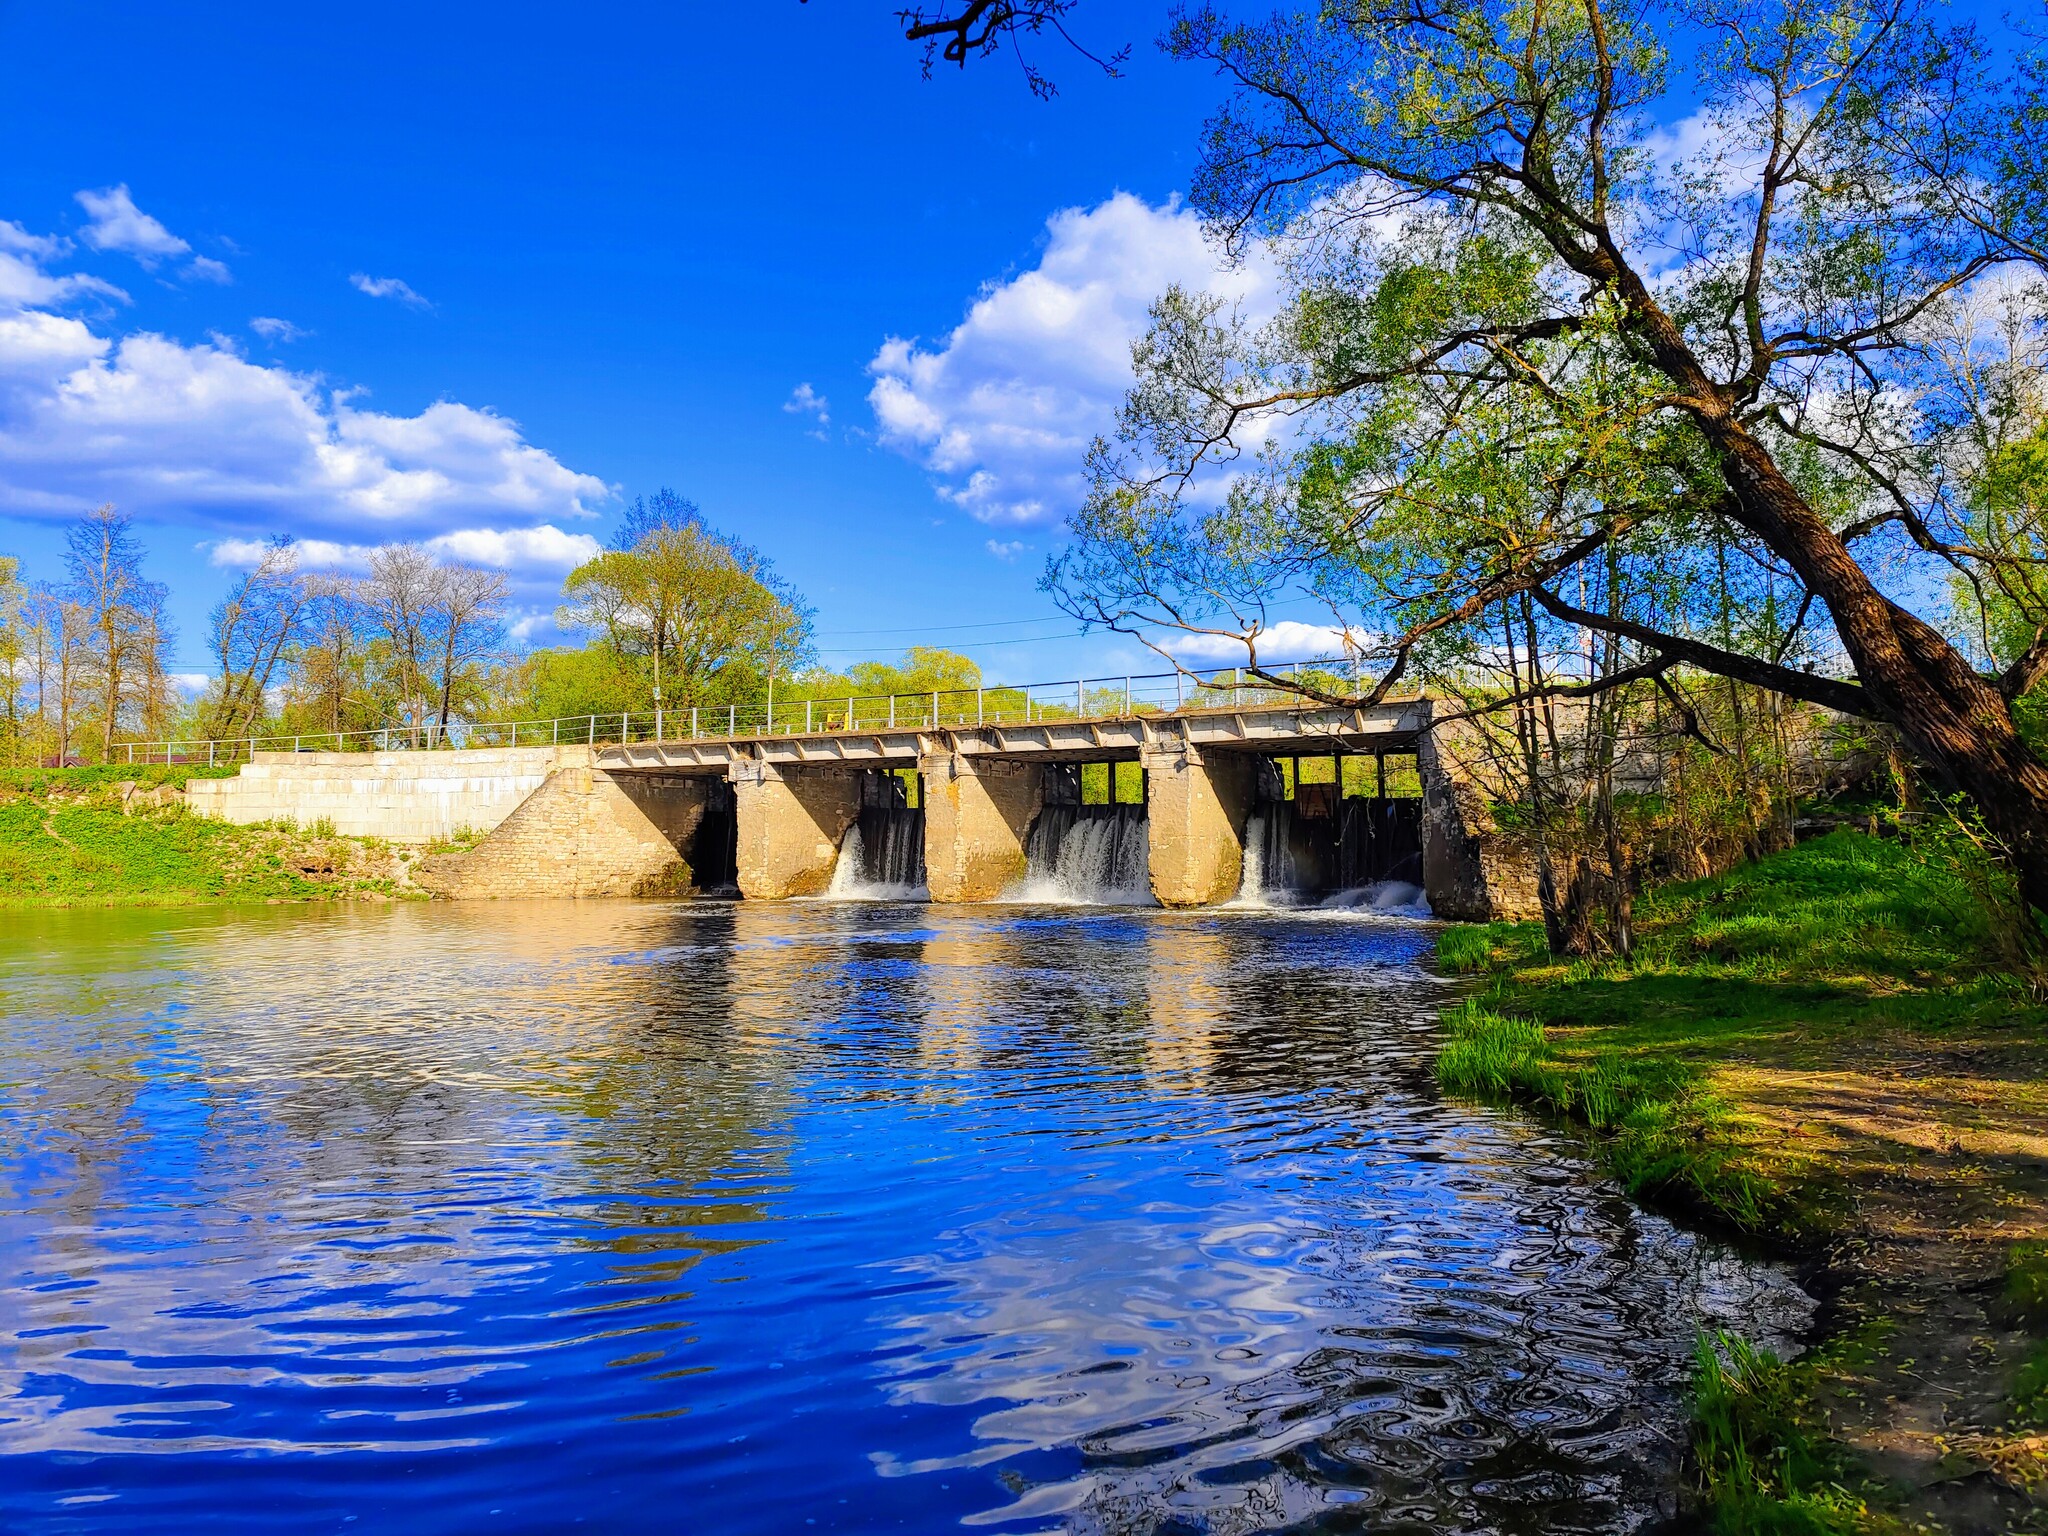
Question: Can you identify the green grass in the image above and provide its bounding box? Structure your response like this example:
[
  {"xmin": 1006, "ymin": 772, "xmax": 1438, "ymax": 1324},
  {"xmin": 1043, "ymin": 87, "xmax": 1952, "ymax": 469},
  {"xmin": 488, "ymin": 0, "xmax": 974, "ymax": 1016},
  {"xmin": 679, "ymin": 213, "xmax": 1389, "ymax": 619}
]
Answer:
[
  {"xmin": 1690, "ymin": 1333, "xmax": 1906, "ymax": 1535},
  {"xmin": 2008, "ymin": 1241, "xmax": 2048, "ymax": 1328},
  {"xmin": 0, "ymin": 774, "xmax": 402, "ymax": 906},
  {"xmin": 1434, "ymin": 830, "xmax": 2048, "ymax": 1532},
  {"xmin": 1434, "ymin": 831, "xmax": 2036, "ymax": 1238},
  {"xmin": 0, "ymin": 763, "xmax": 238, "ymax": 794}
]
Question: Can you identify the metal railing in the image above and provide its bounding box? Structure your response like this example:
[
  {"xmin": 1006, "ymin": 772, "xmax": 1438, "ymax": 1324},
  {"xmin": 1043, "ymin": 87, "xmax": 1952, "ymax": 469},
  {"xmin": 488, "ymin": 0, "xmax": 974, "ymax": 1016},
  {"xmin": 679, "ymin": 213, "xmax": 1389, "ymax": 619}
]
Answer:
[{"xmin": 107, "ymin": 658, "xmax": 1383, "ymax": 766}]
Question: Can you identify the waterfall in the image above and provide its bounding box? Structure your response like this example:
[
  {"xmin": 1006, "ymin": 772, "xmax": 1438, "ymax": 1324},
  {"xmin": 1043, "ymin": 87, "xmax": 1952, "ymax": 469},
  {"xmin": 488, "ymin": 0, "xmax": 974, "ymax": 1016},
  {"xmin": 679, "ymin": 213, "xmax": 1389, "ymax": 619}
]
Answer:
[
  {"xmin": 826, "ymin": 808, "xmax": 927, "ymax": 899},
  {"xmin": 1232, "ymin": 806, "xmax": 1300, "ymax": 907},
  {"xmin": 1015, "ymin": 804, "xmax": 1151, "ymax": 904}
]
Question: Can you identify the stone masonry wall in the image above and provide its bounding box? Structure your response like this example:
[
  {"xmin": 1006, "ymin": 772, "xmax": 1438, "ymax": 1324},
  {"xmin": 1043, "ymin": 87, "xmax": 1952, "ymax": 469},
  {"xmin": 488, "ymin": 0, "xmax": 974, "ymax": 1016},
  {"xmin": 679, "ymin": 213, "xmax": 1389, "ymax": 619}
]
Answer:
[
  {"xmin": 1418, "ymin": 717, "xmax": 1544, "ymax": 922},
  {"xmin": 414, "ymin": 766, "xmax": 708, "ymax": 899}
]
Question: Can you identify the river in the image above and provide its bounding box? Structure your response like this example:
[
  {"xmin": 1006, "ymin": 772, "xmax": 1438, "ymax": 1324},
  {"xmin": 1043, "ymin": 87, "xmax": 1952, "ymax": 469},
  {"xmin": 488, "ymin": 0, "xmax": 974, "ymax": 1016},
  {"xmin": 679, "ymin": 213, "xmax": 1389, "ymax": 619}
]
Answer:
[{"xmin": 0, "ymin": 899, "xmax": 1809, "ymax": 1534}]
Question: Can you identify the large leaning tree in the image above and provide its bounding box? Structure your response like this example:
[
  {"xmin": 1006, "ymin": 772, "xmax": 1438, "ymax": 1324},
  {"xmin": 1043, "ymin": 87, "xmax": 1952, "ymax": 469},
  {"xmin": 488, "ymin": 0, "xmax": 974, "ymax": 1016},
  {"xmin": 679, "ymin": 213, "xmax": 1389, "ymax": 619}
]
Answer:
[{"xmin": 1045, "ymin": 0, "xmax": 2048, "ymax": 909}]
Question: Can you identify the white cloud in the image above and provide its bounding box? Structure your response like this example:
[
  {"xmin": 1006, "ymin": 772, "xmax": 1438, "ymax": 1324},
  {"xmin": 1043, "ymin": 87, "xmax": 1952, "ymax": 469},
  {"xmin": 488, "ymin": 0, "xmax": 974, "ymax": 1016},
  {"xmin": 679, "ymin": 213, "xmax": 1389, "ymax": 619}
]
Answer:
[
  {"xmin": 0, "ymin": 232, "xmax": 609, "ymax": 538},
  {"xmin": 75, "ymin": 185, "xmax": 191, "ymax": 266},
  {"xmin": 169, "ymin": 672, "xmax": 212, "ymax": 695},
  {"xmin": 72, "ymin": 186, "xmax": 231, "ymax": 284},
  {"xmin": 350, "ymin": 272, "xmax": 430, "ymax": 309},
  {"xmin": 783, "ymin": 381, "xmax": 829, "ymax": 424},
  {"xmin": 868, "ymin": 192, "xmax": 1282, "ymax": 528},
  {"xmin": 986, "ymin": 538, "xmax": 1025, "ymax": 560},
  {"xmin": 1163, "ymin": 621, "xmax": 1366, "ymax": 665},
  {"xmin": 425, "ymin": 525, "xmax": 602, "ymax": 569},
  {"xmin": 0, "ymin": 220, "xmax": 69, "ymax": 263},
  {"xmin": 206, "ymin": 524, "xmax": 601, "ymax": 575},
  {"xmin": 249, "ymin": 316, "xmax": 309, "ymax": 343}
]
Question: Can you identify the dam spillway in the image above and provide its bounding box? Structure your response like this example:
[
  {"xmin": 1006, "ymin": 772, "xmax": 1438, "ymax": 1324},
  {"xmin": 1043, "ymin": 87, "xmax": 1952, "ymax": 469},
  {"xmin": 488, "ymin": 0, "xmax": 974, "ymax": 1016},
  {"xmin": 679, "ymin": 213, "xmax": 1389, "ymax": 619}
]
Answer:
[{"xmin": 184, "ymin": 696, "xmax": 1535, "ymax": 919}]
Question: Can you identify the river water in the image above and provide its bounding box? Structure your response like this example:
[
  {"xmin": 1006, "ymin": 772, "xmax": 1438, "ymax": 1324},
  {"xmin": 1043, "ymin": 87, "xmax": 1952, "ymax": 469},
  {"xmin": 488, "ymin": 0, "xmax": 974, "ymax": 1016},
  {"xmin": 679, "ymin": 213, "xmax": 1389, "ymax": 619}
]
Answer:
[{"xmin": 0, "ymin": 900, "xmax": 1808, "ymax": 1534}]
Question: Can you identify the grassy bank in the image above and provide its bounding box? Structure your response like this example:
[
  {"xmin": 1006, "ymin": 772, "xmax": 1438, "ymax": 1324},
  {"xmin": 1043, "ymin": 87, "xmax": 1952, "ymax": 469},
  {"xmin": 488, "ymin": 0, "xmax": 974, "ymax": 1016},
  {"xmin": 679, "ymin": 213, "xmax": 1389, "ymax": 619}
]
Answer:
[
  {"xmin": 1436, "ymin": 832, "xmax": 2048, "ymax": 1531},
  {"xmin": 0, "ymin": 766, "xmax": 420, "ymax": 906}
]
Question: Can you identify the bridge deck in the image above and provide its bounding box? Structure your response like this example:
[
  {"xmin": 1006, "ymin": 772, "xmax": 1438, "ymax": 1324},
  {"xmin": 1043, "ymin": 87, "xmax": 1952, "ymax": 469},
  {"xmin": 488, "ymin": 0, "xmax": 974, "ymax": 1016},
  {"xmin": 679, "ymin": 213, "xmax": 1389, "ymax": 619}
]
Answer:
[{"xmin": 600, "ymin": 699, "xmax": 1431, "ymax": 774}]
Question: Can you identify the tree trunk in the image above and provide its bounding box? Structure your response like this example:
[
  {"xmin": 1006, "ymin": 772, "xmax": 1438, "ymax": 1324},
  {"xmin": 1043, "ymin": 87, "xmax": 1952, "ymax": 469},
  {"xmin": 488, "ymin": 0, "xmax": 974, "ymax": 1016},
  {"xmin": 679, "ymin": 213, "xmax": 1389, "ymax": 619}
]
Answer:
[{"xmin": 1590, "ymin": 256, "xmax": 2048, "ymax": 916}]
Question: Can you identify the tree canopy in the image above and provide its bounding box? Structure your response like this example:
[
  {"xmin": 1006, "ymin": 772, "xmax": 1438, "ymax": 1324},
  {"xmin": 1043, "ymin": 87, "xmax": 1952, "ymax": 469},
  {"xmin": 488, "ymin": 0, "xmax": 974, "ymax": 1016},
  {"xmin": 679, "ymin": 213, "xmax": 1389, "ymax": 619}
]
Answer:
[{"xmin": 1048, "ymin": 0, "xmax": 2048, "ymax": 908}]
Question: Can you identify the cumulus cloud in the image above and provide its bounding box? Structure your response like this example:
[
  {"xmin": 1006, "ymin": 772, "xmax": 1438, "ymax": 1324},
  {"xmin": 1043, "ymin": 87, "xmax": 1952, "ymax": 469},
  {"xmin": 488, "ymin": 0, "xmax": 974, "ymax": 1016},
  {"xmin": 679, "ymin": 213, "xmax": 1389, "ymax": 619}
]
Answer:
[
  {"xmin": 76, "ymin": 185, "xmax": 190, "ymax": 265},
  {"xmin": 73, "ymin": 185, "xmax": 232, "ymax": 284},
  {"xmin": 0, "ymin": 226, "xmax": 609, "ymax": 542},
  {"xmin": 986, "ymin": 538, "xmax": 1025, "ymax": 560},
  {"xmin": 868, "ymin": 193, "xmax": 1282, "ymax": 528},
  {"xmin": 207, "ymin": 524, "xmax": 601, "ymax": 574},
  {"xmin": 249, "ymin": 316, "xmax": 308, "ymax": 343},
  {"xmin": 350, "ymin": 272, "xmax": 431, "ymax": 309},
  {"xmin": 1163, "ymin": 621, "xmax": 1367, "ymax": 665},
  {"xmin": 778, "ymin": 382, "xmax": 827, "ymax": 438}
]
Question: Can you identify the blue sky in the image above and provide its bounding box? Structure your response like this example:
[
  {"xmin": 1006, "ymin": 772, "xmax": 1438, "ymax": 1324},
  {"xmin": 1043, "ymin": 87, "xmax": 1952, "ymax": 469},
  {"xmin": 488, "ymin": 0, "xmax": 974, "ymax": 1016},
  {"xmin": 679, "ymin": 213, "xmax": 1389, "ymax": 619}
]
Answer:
[{"xmin": 0, "ymin": 0, "xmax": 1267, "ymax": 687}]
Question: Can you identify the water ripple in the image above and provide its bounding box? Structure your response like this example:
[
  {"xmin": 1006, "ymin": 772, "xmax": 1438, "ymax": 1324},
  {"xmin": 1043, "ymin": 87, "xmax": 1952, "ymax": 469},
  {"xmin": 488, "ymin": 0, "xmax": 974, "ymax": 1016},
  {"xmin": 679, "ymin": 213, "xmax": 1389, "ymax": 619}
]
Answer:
[{"xmin": 0, "ymin": 900, "xmax": 1809, "ymax": 1533}]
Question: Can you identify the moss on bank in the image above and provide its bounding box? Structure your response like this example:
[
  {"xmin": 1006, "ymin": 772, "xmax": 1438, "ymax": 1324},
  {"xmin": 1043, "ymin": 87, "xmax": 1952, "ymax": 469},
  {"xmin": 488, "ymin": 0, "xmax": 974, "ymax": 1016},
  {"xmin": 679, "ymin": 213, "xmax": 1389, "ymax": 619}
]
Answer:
[
  {"xmin": 0, "ymin": 767, "xmax": 417, "ymax": 906},
  {"xmin": 1434, "ymin": 832, "xmax": 2048, "ymax": 1532}
]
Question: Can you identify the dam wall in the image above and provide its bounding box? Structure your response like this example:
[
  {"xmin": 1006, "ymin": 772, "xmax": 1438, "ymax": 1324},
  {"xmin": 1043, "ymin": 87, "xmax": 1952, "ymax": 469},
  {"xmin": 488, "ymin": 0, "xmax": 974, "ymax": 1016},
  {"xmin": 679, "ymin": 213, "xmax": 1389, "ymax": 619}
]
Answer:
[{"xmin": 186, "ymin": 699, "xmax": 1538, "ymax": 914}]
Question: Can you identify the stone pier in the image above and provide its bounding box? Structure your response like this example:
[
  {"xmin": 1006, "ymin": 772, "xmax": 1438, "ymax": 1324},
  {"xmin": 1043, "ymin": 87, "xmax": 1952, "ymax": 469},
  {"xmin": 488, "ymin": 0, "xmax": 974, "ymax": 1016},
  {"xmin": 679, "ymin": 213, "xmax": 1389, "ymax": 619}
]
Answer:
[
  {"xmin": 920, "ymin": 753, "xmax": 1043, "ymax": 902},
  {"xmin": 1143, "ymin": 735, "xmax": 1256, "ymax": 908},
  {"xmin": 731, "ymin": 761, "xmax": 861, "ymax": 900}
]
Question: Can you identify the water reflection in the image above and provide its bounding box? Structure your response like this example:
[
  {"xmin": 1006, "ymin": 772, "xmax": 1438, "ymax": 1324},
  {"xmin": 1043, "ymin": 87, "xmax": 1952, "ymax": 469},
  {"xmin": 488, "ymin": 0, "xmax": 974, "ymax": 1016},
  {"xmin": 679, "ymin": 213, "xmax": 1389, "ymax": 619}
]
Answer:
[{"xmin": 0, "ymin": 902, "xmax": 1807, "ymax": 1533}]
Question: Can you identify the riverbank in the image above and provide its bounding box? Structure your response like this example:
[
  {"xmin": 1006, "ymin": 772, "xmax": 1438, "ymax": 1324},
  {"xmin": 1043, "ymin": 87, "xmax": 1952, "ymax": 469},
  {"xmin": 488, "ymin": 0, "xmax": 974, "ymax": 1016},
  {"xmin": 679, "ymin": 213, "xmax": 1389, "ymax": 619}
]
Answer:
[
  {"xmin": 1436, "ymin": 831, "xmax": 2048, "ymax": 1533},
  {"xmin": 0, "ymin": 766, "xmax": 438, "ymax": 905}
]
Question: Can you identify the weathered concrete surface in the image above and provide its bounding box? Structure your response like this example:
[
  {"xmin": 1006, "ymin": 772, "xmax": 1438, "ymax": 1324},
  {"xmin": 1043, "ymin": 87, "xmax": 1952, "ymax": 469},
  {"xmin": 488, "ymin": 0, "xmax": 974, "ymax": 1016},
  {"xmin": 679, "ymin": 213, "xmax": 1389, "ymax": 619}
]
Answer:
[
  {"xmin": 1144, "ymin": 737, "xmax": 1255, "ymax": 908},
  {"xmin": 1418, "ymin": 720, "xmax": 1543, "ymax": 922},
  {"xmin": 732, "ymin": 762, "xmax": 860, "ymax": 900},
  {"xmin": 188, "ymin": 747, "xmax": 565, "ymax": 842},
  {"xmin": 920, "ymin": 753, "xmax": 1042, "ymax": 901},
  {"xmin": 415, "ymin": 765, "xmax": 707, "ymax": 899}
]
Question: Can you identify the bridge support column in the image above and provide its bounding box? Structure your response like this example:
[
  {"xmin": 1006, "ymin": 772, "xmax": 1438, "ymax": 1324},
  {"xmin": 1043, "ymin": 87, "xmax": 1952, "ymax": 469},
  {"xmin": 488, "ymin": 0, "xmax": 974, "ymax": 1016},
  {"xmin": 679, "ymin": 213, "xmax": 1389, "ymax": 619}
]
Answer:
[
  {"xmin": 732, "ymin": 761, "xmax": 860, "ymax": 900},
  {"xmin": 1143, "ymin": 736, "xmax": 1254, "ymax": 908},
  {"xmin": 920, "ymin": 753, "xmax": 1042, "ymax": 902}
]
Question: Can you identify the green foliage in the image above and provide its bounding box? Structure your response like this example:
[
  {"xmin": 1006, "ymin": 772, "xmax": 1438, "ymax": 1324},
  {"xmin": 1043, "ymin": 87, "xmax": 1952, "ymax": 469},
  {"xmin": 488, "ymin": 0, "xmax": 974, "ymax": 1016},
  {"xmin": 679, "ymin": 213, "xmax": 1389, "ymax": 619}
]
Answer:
[
  {"xmin": 0, "ymin": 763, "xmax": 236, "ymax": 794},
  {"xmin": 2009, "ymin": 1242, "xmax": 2048, "ymax": 1330},
  {"xmin": 2013, "ymin": 1341, "xmax": 2048, "ymax": 1428},
  {"xmin": 1690, "ymin": 1335, "xmax": 1898, "ymax": 1534},
  {"xmin": 0, "ymin": 776, "xmax": 398, "ymax": 906},
  {"xmin": 1437, "ymin": 1000, "xmax": 1781, "ymax": 1229},
  {"xmin": 1435, "ymin": 832, "xmax": 2041, "ymax": 1236}
]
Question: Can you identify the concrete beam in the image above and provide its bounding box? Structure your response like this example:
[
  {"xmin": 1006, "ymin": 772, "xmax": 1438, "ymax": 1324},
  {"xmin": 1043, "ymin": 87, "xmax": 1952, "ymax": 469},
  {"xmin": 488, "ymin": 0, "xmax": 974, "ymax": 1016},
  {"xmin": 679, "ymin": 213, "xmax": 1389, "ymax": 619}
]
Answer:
[
  {"xmin": 920, "ymin": 753, "xmax": 1042, "ymax": 902},
  {"xmin": 600, "ymin": 699, "xmax": 1429, "ymax": 774},
  {"xmin": 1143, "ymin": 734, "xmax": 1255, "ymax": 908},
  {"xmin": 732, "ymin": 761, "xmax": 860, "ymax": 900}
]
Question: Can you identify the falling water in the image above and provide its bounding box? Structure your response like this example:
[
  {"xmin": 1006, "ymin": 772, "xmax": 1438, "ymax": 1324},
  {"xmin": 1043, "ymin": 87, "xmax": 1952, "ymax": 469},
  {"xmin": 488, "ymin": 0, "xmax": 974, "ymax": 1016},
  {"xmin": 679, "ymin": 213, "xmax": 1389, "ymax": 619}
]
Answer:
[
  {"xmin": 1015, "ymin": 804, "xmax": 1151, "ymax": 904},
  {"xmin": 1233, "ymin": 808, "xmax": 1300, "ymax": 907},
  {"xmin": 827, "ymin": 809, "xmax": 927, "ymax": 899},
  {"xmin": 1236, "ymin": 806, "xmax": 1430, "ymax": 913}
]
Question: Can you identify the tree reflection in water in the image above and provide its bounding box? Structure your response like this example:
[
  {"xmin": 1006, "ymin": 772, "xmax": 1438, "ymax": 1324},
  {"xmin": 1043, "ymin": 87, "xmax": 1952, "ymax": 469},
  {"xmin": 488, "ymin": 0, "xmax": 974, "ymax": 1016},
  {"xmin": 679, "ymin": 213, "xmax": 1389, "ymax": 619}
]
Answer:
[{"xmin": 0, "ymin": 901, "xmax": 1808, "ymax": 1534}]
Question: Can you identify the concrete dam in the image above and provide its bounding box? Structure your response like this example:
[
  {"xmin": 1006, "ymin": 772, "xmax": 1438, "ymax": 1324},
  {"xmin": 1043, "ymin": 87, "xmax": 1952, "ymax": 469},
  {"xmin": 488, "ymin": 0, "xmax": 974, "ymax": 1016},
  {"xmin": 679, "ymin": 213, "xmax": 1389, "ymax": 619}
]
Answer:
[{"xmin": 187, "ymin": 697, "xmax": 1530, "ymax": 919}]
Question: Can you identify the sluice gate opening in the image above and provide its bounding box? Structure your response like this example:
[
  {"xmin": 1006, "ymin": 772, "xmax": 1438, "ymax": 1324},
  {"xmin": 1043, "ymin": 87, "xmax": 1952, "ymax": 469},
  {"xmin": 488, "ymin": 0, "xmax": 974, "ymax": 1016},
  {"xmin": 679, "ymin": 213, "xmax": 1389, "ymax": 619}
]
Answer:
[
  {"xmin": 689, "ymin": 777, "xmax": 740, "ymax": 893},
  {"xmin": 834, "ymin": 768, "xmax": 927, "ymax": 893},
  {"xmin": 1244, "ymin": 751, "xmax": 1424, "ymax": 903},
  {"xmin": 1022, "ymin": 761, "xmax": 1149, "ymax": 902}
]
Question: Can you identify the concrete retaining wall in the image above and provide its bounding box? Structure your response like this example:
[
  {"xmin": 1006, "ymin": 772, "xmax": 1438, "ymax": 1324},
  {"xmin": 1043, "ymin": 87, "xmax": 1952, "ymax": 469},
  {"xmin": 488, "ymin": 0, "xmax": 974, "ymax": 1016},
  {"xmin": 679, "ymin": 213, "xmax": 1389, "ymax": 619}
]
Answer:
[{"xmin": 188, "ymin": 747, "xmax": 573, "ymax": 842}]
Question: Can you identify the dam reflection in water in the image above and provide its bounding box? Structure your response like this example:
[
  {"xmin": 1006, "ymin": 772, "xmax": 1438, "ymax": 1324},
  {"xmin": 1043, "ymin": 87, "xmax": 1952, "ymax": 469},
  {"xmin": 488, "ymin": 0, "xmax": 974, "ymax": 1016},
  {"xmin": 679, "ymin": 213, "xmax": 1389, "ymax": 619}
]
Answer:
[{"xmin": 0, "ymin": 901, "xmax": 1807, "ymax": 1534}]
